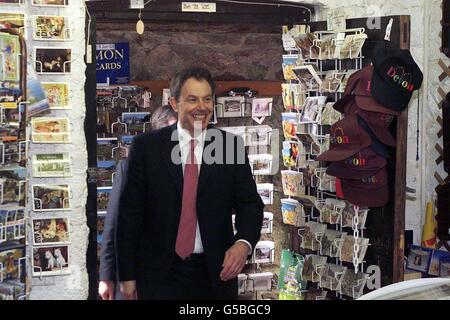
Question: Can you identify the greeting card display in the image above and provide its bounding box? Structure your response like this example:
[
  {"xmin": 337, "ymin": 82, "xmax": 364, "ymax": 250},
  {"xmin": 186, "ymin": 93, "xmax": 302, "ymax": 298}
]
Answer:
[
  {"xmin": 32, "ymin": 184, "xmax": 70, "ymax": 211},
  {"xmin": 256, "ymin": 183, "xmax": 273, "ymax": 205},
  {"xmin": 33, "ymin": 16, "xmax": 71, "ymax": 41},
  {"xmin": 281, "ymin": 170, "xmax": 304, "ymax": 198},
  {"xmin": 253, "ymin": 241, "xmax": 275, "ymax": 264},
  {"xmin": 41, "ymin": 82, "xmax": 71, "ymax": 109},
  {"xmin": 32, "ymin": 218, "xmax": 70, "ymax": 245},
  {"xmin": 34, "ymin": 47, "xmax": 71, "ymax": 74},
  {"xmin": 32, "ymin": 245, "xmax": 70, "ymax": 277},
  {"xmin": 281, "ymin": 198, "xmax": 306, "ymax": 227},
  {"xmin": 32, "ymin": 153, "xmax": 71, "ymax": 178},
  {"xmin": 302, "ymin": 255, "xmax": 327, "ymax": 282},
  {"xmin": 340, "ymin": 270, "xmax": 368, "ymax": 299}
]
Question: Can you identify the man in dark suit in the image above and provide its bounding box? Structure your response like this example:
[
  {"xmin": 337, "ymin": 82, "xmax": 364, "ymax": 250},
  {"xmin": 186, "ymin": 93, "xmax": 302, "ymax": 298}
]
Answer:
[
  {"xmin": 116, "ymin": 66, "xmax": 264, "ymax": 300},
  {"xmin": 98, "ymin": 105, "xmax": 177, "ymax": 300}
]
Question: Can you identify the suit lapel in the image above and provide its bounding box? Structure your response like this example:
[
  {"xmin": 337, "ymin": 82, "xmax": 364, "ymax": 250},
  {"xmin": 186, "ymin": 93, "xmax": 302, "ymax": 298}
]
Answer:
[
  {"xmin": 198, "ymin": 127, "xmax": 218, "ymax": 194},
  {"xmin": 162, "ymin": 123, "xmax": 183, "ymax": 196}
]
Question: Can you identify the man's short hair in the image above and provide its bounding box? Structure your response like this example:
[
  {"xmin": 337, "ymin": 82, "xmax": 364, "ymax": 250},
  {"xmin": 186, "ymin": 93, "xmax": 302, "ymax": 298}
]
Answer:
[{"xmin": 169, "ymin": 66, "xmax": 216, "ymax": 102}]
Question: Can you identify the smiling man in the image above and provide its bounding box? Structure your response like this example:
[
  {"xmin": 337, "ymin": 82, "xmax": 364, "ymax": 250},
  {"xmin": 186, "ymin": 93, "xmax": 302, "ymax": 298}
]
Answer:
[{"xmin": 116, "ymin": 66, "xmax": 264, "ymax": 300}]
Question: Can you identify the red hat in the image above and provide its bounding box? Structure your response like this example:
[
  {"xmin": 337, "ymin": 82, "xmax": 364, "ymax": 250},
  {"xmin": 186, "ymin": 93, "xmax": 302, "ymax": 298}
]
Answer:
[
  {"xmin": 341, "ymin": 168, "xmax": 389, "ymax": 207},
  {"xmin": 317, "ymin": 114, "xmax": 372, "ymax": 162},
  {"xmin": 335, "ymin": 178, "xmax": 345, "ymax": 199},
  {"xmin": 334, "ymin": 65, "xmax": 401, "ymax": 116},
  {"xmin": 355, "ymin": 108, "xmax": 396, "ymax": 147},
  {"xmin": 326, "ymin": 147, "xmax": 387, "ymax": 180}
]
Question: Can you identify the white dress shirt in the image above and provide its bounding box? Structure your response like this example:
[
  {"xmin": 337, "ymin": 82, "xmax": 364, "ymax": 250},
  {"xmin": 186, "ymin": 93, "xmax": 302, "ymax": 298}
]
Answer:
[{"xmin": 177, "ymin": 122, "xmax": 252, "ymax": 254}]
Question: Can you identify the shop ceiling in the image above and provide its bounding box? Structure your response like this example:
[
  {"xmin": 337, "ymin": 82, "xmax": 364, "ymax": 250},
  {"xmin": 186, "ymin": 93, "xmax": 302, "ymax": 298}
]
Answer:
[{"xmin": 86, "ymin": 0, "xmax": 314, "ymax": 25}]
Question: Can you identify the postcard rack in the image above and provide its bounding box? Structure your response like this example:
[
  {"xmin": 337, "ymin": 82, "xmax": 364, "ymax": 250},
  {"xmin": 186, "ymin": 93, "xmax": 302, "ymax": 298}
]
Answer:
[{"xmin": 281, "ymin": 22, "xmax": 377, "ymax": 300}]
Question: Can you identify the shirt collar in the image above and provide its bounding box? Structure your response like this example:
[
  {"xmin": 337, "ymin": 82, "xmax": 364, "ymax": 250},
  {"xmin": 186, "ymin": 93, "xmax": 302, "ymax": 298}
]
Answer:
[{"xmin": 177, "ymin": 121, "xmax": 207, "ymax": 146}]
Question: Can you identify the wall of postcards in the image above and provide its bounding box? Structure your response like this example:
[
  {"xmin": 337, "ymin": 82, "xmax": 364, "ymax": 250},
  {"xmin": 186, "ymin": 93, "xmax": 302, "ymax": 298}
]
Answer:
[
  {"xmin": 0, "ymin": 0, "xmax": 86, "ymax": 299},
  {"xmin": 95, "ymin": 84, "xmax": 148, "ymax": 273},
  {"xmin": 0, "ymin": 17, "xmax": 27, "ymax": 300},
  {"xmin": 215, "ymin": 94, "xmax": 276, "ymax": 299},
  {"xmin": 280, "ymin": 24, "xmax": 372, "ymax": 300}
]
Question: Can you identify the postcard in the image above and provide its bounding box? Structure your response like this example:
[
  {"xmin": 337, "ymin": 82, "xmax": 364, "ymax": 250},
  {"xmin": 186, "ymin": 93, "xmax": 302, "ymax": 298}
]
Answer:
[
  {"xmin": 32, "ymin": 184, "xmax": 70, "ymax": 211},
  {"xmin": 32, "ymin": 153, "xmax": 72, "ymax": 178},
  {"xmin": 0, "ymin": 281, "xmax": 24, "ymax": 300},
  {"xmin": 341, "ymin": 270, "xmax": 368, "ymax": 299},
  {"xmin": 0, "ymin": 12, "xmax": 25, "ymax": 37},
  {"xmin": 299, "ymin": 161, "xmax": 320, "ymax": 188},
  {"xmin": 245, "ymin": 125, "xmax": 272, "ymax": 147},
  {"xmin": 337, "ymin": 33, "xmax": 368, "ymax": 59},
  {"xmin": 282, "ymin": 54, "xmax": 301, "ymax": 81},
  {"xmin": 26, "ymin": 63, "xmax": 51, "ymax": 118},
  {"xmin": 216, "ymin": 96, "xmax": 245, "ymax": 118},
  {"xmin": 219, "ymin": 126, "xmax": 246, "ymax": 143},
  {"xmin": 97, "ymin": 213, "xmax": 105, "ymax": 244},
  {"xmin": 31, "ymin": 117, "xmax": 70, "ymax": 143},
  {"xmin": 315, "ymin": 168, "xmax": 336, "ymax": 192},
  {"xmin": 282, "ymin": 113, "xmax": 300, "ymax": 139},
  {"xmin": 321, "ymin": 264, "xmax": 347, "ymax": 291},
  {"xmin": 299, "ymin": 222, "xmax": 327, "ymax": 251},
  {"xmin": 440, "ymin": 256, "xmax": 450, "ymax": 277},
  {"xmin": 341, "ymin": 204, "xmax": 369, "ymax": 229},
  {"xmin": 281, "ymin": 170, "xmax": 304, "ymax": 198},
  {"xmin": 0, "ymin": 0, "xmax": 24, "ymax": 4},
  {"xmin": 316, "ymin": 198, "xmax": 346, "ymax": 225},
  {"xmin": 33, "ymin": 16, "xmax": 71, "ymax": 41},
  {"xmin": 428, "ymin": 250, "xmax": 450, "ymax": 276},
  {"xmin": 302, "ymin": 255, "xmax": 327, "ymax": 282},
  {"xmin": 34, "ymin": 47, "xmax": 71, "ymax": 74},
  {"xmin": 320, "ymin": 229, "xmax": 347, "ymax": 258},
  {"xmin": 313, "ymin": 34, "xmax": 338, "ymax": 60},
  {"xmin": 122, "ymin": 112, "xmax": 150, "ymax": 135},
  {"xmin": 256, "ymin": 183, "xmax": 273, "ymax": 205},
  {"xmin": 320, "ymin": 70, "xmax": 346, "ymax": 93},
  {"xmin": 32, "ymin": 0, "xmax": 68, "ymax": 6},
  {"xmin": 97, "ymin": 187, "xmax": 112, "ymax": 213},
  {"xmin": 253, "ymin": 241, "xmax": 275, "ymax": 264},
  {"xmin": 0, "ymin": 32, "xmax": 20, "ymax": 81},
  {"xmin": 1, "ymin": 141, "xmax": 26, "ymax": 164},
  {"xmin": 292, "ymin": 65, "xmax": 322, "ymax": 91},
  {"xmin": 320, "ymin": 102, "xmax": 341, "ymax": 125},
  {"xmin": 0, "ymin": 209, "xmax": 25, "ymax": 243},
  {"xmin": 305, "ymin": 289, "xmax": 328, "ymax": 301},
  {"xmin": 281, "ymin": 83, "xmax": 305, "ymax": 112},
  {"xmin": 96, "ymin": 138, "xmax": 118, "ymax": 161},
  {"xmin": 0, "ymin": 167, "xmax": 26, "ymax": 205},
  {"xmin": 406, "ymin": 245, "xmax": 433, "ymax": 274},
  {"xmin": 281, "ymin": 199, "xmax": 306, "ymax": 227},
  {"xmin": 97, "ymin": 110, "xmax": 111, "ymax": 136},
  {"xmin": 282, "ymin": 141, "xmax": 306, "ymax": 168},
  {"xmin": 292, "ymin": 33, "xmax": 318, "ymax": 60},
  {"xmin": 97, "ymin": 160, "xmax": 116, "ymax": 187},
  {"xmin": 251, "ymin": 98, "xmax": 272, "ymax": 118},
  {"xmin": 32, "ymin": 218, "xmax": 70, "ymax": 245},
  {"xmin": 300, "ymin": 96, "xmax": 327, "ymax": 124},
  {"xmin": 41, "ymin": 82, "xmax": 71, "ymax": 109},
  {"xmin": 340, "ymin": 236, "xmax": 370, "ymax": 264},
  {"xmin": 32, "ymin": 245, "xmax": 70, "ymax": 277},
  {"xmin": 247, "ymin": 272, "xmax": 273, "ymax": 292},
  {"xmin": 0, "ymin": 246, "xmax": 25, "ymax": 281},
  {"xmin": 261, "ymin": 212, "xmax": 273, "ymax": 234},
  {"xmin": 248, "ymin": 154, "xmax": 272, "ymax": 176}
]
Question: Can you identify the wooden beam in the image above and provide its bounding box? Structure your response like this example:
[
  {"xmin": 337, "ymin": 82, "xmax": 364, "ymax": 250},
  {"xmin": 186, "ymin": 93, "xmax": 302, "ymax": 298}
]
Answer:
[{"xmin": 129, "ymin": 80, "xmax": 283, "ymax": 96}]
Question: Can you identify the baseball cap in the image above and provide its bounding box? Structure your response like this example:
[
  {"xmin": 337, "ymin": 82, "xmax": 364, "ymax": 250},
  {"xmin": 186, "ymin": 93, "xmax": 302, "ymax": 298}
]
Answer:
[
  {"xmin": 316, "ymin": 114, "xmax": 372, "ymax": 162},
  {"xmin": 334, "ymin": 65, "xmax": 401, "ymax": 116},
  {"xmin": 371, "ymin": 41, "xmax": 423, "ymax": 112},
  {"xmin": 357, "ymin": 116, "xmax": 390, "ymax": 158},
  {"xmin": 356, "ymin": 107, "xmax": 396, "ymax": 147},
  {"xmin": 341, "ymin": 167, "xmax": 389, "ymax": 207},
  {"xmin": 326, "ymin": 147, "xmax": 387, "ymax": 180}
]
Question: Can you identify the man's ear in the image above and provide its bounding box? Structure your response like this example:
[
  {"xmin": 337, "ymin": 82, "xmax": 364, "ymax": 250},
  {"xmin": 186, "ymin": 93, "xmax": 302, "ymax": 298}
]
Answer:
[{"xmin": 169, "ymin": 97, "xmax": 178, "ymax": 112}]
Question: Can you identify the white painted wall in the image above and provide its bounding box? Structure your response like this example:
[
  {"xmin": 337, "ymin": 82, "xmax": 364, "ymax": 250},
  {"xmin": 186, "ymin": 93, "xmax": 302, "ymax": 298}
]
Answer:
[
  {"xmin": 288, "ymin": 0, "xmax": 445, "ymax": 245},
  {"xmin": 0, "ymin": 0, "xmax": 89, "ymax": 299}
]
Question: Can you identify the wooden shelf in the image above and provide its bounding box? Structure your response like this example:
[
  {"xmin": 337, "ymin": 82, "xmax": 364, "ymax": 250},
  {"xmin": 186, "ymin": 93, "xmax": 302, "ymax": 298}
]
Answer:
[{"xmin": 129, "ymin": 80, "xmax": 283, "ymax": 96}]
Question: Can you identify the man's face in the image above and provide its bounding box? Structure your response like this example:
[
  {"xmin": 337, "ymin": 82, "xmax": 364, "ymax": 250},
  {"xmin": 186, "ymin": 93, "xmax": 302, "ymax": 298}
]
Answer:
[{"xmin": 170, "ymin": 77, "xmax": 213, "ymax": 136}]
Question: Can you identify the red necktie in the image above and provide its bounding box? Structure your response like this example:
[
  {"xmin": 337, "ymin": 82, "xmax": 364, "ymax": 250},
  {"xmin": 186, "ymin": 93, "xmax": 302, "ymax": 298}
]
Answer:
[{"xmin": 175, "ymin": 139, "xmax": 198, "ymax": 259}]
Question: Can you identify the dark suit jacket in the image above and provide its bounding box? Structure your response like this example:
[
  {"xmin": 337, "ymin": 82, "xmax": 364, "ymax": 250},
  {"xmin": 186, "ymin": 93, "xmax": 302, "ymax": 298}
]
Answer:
[
  {"xmin": 116, "ymin": 123, "xmax": 264, "ymax": 299},
  {"xmin": 99, "ymin": 159, "xmax": 129, "ymax": 282}
]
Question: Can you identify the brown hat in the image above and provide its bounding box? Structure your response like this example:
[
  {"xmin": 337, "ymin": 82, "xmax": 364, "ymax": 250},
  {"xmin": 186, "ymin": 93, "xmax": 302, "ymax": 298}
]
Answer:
[
  {"xmin": 317, "ymin": 114, "xmax": 372, "ymax": 162},
  {"xmin": 334, "ymin": 65, "xmax": 401, "ymax": 116},
  {"xmin": 356, "ymin": 108, "xmax": 396, "ymax": 147},
  {"xmin": 341, "ymin": 167, "xmax": 389, "ymax": 207},
  {"xmin": 326, "ymin": 147, "xmax": 387, "ymax": 180}
]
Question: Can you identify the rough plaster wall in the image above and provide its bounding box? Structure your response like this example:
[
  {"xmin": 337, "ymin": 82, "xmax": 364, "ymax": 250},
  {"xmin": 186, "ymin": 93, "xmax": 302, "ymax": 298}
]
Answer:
[
  {"xmin": 298, "ymin": 0, "xmax": 440, "ymax": 245},
  {"xmin": 23, "ymin": 1, "xmax": 89, "ymax": 300}
]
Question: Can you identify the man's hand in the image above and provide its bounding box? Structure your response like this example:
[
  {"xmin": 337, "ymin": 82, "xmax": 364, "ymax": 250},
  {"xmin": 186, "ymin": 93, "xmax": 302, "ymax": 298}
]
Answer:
[
  {"xmin": 99, "ymin": 280, "xmax": 115, "ymax": 300},
  {"xmin": 220, "ymin": 242, "xmax": 250, "ymax": 282},
  {"xmin": 120, "ymin": 280, "xmax": 137, "ymax": 300}
]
